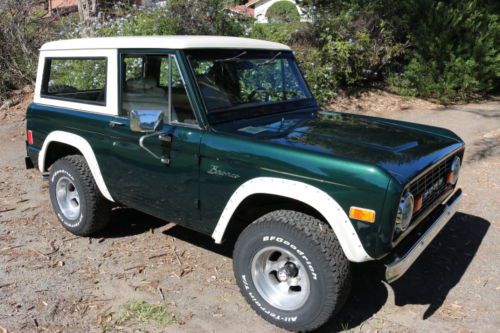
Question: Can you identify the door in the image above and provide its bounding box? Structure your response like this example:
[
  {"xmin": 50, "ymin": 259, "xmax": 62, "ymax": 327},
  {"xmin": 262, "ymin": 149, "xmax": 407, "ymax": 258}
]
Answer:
[{"xmin": 103, "ymin": 51, "xmax": 203, "ymax": 227}]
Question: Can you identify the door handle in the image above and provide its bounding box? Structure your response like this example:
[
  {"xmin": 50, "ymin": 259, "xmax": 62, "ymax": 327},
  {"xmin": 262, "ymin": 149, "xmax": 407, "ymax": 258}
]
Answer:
[
  {"xmin": 109, "ymin": 120, "xmax": 125, "ymax": 128},
  {"xmin": 158, "ymin": 133, "xmax": 173, "ymax": 143}
]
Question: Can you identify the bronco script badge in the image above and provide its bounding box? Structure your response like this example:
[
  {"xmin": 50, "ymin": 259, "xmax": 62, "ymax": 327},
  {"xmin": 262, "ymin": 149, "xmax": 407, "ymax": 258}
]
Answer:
[{"xmin": 207, "ymin": 165, "xmax": 240, "ymax": 179}]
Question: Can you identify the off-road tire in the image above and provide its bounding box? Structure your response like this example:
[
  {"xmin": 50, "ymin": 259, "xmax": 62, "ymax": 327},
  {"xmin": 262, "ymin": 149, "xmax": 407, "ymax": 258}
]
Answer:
[
  {"xmin": 48, "ymin": 154, "xmax": 111, "ymax": 236},
  {"xmin": 233, "ymin": 210, "xmax": 351, "ymax": 332}
]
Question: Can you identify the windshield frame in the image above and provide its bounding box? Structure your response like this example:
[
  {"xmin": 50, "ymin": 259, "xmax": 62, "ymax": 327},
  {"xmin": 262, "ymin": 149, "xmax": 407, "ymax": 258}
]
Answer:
[{"xmin": 184, "ymin": 49, "xmax": 318, "ymax": 124}]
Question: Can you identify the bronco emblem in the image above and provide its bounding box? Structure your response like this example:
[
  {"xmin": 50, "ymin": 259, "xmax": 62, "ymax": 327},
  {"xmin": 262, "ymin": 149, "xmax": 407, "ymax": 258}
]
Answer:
[
  {"xmin": 423, "ymin": 178, "xmax": 444, "ymax": 201},
  {"xmin": 207, "ymin": 165, "xmax": 240, "ymax": 179}
]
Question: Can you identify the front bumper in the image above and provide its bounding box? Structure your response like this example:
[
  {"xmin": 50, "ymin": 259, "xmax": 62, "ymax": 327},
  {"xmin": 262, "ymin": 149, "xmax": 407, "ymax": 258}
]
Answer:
[{"xmin": 385, "ymin": 189, "xmax": 462, "ymax": 283}]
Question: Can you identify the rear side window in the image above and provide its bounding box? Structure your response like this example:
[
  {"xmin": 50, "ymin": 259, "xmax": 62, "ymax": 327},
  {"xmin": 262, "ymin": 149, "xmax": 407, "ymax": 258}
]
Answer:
[{"xmin": 41, "ymin": 58, "xmax": 107, "ymax": 105}]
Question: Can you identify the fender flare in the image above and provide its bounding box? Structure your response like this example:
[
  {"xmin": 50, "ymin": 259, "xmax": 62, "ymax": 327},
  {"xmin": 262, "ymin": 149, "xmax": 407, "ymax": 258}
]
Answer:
[
  {"xmin": 211, "ymin": 177, "xmax": 373, "ymax": 263},
  {"xmin": 38, "ymin": 131, "xmax": 115, "ymax": 202}
]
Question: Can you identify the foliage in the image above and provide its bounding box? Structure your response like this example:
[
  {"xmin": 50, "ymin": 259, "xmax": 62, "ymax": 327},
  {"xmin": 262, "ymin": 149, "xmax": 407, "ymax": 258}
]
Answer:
[
  {"xmin": 0, "ymin": 1, "xmax": 50, "ymax": 100},
  {"xmin": 0, "ymin": 0, "xmax": 497, "ymax": 105},
  {"xmin": 387, "ymin": 0, "xmax": 499, "ymax": 103},
  {"xmin": 267, "ymin": 1, "xmax": 300, "ymax": 23},
  {"xmin": 249, "ymin": 21, "xmax": 304, "ymax": 45},
  {"xmin": 296, "ymin": 1, "xmax": 407, "ymax": 103},
  {"xmin": 298, "ymin": 0, "xmax": 498, "ymax": 103},
  {"xmin": 77, "ymin": 0, "xmax": 252, "ymax": 38}
]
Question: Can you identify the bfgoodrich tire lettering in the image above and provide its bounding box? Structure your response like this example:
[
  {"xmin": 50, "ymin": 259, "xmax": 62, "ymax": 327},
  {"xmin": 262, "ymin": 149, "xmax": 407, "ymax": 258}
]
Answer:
[
  {"xmin": 233, "ymin": 210, "xmax": 351, "ymax": 332},
  {"xmin": 49, "ymin": 155, "xmax": 111, "ymax": 236}
]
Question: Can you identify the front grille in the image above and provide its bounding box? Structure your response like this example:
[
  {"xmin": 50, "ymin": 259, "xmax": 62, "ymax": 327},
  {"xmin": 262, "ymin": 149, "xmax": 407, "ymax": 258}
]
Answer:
[
  {"xmin": 409, "ymin": 155, "xmax": 455, "ymax": 220},
  {"xmin": 393, "ymin": 153, "xmax": 458, "ymax": 242}
]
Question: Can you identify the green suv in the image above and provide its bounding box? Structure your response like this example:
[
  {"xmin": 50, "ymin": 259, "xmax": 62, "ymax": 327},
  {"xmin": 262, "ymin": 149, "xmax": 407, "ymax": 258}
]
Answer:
[{"xmin": 25, "ymin": 36, "xmax": 464, "ymax": 332}]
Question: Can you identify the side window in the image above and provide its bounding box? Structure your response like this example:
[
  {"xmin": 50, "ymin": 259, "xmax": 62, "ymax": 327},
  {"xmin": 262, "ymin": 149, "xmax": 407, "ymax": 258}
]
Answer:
[
  {"xmin": 120, "ymin": 53, "xmax": 197, "ymax": 125},
  {"xmin": 121, "ymin": 54, "xmax": 169, "ymax": 117},
  {"xmin": 42, "ymin": 58, "xmax": 107, "ymax": 105}
]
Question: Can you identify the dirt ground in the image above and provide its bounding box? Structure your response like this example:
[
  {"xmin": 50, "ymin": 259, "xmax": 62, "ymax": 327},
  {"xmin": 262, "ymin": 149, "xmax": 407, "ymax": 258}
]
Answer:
[{"xmin": 1, "ymin": 91, "xmax": 499, "ymax": 333}]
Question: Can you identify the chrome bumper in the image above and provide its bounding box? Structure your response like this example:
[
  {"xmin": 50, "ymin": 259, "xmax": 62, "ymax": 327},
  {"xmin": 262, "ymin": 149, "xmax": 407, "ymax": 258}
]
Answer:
[{"xmin": 385, "ymin": 189, "xmax": 462, "ymax": 283}]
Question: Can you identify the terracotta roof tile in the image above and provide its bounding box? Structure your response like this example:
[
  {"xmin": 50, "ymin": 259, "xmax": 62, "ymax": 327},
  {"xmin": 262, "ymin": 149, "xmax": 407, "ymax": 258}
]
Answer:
[{"xmin": 226, "ymin": 5, "xmax": 255, "ymax": 16}]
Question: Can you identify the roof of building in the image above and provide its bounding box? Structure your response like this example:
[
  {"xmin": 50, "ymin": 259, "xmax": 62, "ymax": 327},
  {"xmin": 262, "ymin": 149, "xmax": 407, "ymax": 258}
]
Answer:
[
  {"xmin": 226, "ymin": 4, "xmax": 255, "ymax": 16},
  {"xmin": 245, "ymin": 0, "xmax": 262, "ymax": 7},
  {"xmin": 40, "ymin": 36, "xmax": 291, "ymax": 51}
]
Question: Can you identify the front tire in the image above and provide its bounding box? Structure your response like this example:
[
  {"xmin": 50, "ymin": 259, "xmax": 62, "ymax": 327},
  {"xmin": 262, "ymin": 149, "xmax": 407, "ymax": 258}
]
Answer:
[
  {"xmin": 49, "ymin": 155, "xmax": 111, "ymax": 236},
  {"xmin": 233, "ymin": 210, "xmax": 351, "ymax": 332}
]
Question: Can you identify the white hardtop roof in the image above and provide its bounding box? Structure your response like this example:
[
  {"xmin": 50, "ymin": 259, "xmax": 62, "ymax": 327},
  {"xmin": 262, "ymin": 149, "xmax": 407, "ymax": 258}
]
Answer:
[{"xmin": 41, "ymin": 36, "xmax": 292, "ymax": 51}]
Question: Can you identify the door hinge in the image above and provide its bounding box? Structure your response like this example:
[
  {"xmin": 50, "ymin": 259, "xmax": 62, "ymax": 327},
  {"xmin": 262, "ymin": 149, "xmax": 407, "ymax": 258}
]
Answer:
[{"xmin": 194, "ymin": 153, "xmax": 201, "ymax": 166}]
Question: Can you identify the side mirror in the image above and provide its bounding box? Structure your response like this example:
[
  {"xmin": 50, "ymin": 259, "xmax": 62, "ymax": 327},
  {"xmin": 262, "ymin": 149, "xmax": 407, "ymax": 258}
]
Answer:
[{"xmin": 129, "ymin": 109, "xmax": 164, "ymax": 133}]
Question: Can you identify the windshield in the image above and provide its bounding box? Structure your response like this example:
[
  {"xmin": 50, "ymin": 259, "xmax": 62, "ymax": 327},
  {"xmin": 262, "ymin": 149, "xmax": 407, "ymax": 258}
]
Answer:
[{"xmin": 185, "ymin": 50, "xmax": 315, "ymax": 121}]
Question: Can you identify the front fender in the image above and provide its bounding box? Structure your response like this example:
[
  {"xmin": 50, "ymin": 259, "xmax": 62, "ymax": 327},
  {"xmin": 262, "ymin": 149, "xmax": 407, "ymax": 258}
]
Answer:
[{"xmin": 211, "ymin": 177, "xmax": 374, "ymax": 263}]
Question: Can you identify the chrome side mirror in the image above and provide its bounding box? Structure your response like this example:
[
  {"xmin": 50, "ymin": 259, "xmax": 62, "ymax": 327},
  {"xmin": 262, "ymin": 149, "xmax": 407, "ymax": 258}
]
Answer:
[{"xmin": 129, "ymin": 109, "xmax": 164, "ymax": 133}]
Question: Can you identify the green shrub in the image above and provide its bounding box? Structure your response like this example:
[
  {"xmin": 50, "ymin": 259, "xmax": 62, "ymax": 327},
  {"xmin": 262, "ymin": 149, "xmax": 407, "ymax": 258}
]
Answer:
[
  {"xmin": 295, "ymin": 47, "xmax": 340, "ymax": 104},
  {"xmin": 1, "ymin": 0, "xmax": 497, "ymax": 105},
  {"xmin": 267, "ymin": 1, "xmax": 300, "ymax": 23},
  {"xmin": 389, "ymin": 55, "xmax": 484, "ymax": 102},
  {"xmin": 0, "ymin": 2, "xmax": 49, "ymax": 100},
  {"xmin": 297, "ymin": 1, "xmax": 406, "ymax": 102},
  {"xmin": 249, "ymin": 21, "xmax": 305, "ymax": 44},
  {"xmin": 388, "ymin": 0, "xmax": 499, "ymax": 102}
]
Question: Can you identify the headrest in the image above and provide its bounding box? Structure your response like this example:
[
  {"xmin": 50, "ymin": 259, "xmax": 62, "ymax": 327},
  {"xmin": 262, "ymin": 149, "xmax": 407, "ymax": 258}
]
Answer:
[{"xmin": 127, "ymin": 78, "xmax": 158, "ymax": 92}]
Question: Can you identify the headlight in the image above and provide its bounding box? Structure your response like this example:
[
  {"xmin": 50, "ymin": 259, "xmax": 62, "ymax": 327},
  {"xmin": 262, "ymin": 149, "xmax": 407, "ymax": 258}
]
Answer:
[
  {"xmin": 447, "ymin": 156, "xmax": 461, "ymax": 185},
  {"xmin": 396, "ymin": 192, "xmax": 414, "ymax": 232}
]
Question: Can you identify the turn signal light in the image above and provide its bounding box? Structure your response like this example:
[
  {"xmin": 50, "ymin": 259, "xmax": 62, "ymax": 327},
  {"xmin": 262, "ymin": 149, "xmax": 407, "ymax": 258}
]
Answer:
[
  {"xmin": 413, "ymin": 195, "xmax": 423, "ymax": 213},
  {"xmin": 445, "ymin": 172, "xmax": 453, "ymax": 184},
  {"xmin": 349, "ymin": 207, "xmax": 376, "ymax": 223},
  {"xmin": 27, "ymin": 130, "xmax": 34, "ymax": 145}
]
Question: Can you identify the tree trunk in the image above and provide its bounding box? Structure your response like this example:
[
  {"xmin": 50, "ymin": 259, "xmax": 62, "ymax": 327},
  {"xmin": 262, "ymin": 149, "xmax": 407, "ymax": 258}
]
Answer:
[{"xmin": 78, "ymin": 0, "xmax": 98, "ymax": 36}]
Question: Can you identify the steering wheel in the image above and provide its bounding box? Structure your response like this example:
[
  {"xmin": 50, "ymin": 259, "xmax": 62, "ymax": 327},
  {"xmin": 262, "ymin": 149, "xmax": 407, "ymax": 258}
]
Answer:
[{"xmin": 248, "ymin": 87, "xmax": 272, "ymax": 102}]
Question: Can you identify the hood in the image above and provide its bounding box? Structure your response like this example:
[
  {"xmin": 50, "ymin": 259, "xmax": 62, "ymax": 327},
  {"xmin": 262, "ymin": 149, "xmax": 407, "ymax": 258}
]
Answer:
[{"xmin": 213, "ymin": 110, "xmax": 464, "ymax": 185}]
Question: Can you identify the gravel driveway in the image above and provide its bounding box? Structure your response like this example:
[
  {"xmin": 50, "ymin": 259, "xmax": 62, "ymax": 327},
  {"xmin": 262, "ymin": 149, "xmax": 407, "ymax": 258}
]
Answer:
[{"xmin": 1, "ymin": 95, "xmax": 498, "ymax": 333}]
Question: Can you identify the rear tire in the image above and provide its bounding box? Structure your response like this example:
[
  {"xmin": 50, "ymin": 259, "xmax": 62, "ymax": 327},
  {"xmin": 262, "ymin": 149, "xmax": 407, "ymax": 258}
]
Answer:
[
  {"xmin": 233, "ymin": 210, "xmax": 351, "ymax": 332},
  {"xmin": 49, "ymin": 155, "xmax": 111, "ymax": 236}
]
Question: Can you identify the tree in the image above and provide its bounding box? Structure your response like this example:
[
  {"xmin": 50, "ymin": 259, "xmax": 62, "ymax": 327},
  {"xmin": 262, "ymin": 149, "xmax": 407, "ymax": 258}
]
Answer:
[
  {"xmin": 0, "ymin": 0, "xmax": 49, "ymax": 99},
  {"xmin": 267, "ymin": 1, "xmax": 300, "ymax": 23},
  {"xmin": 78, "ymin": 0, "xmax": 98, "ymax": 33}
]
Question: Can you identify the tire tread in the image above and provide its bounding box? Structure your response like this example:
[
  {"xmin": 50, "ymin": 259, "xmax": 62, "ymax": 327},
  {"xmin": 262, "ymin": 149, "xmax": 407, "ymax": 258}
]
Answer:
[
  {"xmin": 234, "ymin": 210, "xmax": 351, "ymax": 332},
  {"xmin": 52, "ymin": 154, "xmax": 110, "ymax": 236}
]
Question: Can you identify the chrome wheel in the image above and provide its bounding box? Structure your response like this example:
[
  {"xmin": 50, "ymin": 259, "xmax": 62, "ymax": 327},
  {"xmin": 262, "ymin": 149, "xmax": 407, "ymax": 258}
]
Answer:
[
  {"xmin": 55, "ymin": 176, "xmax": 80, "ymax": 220},
  {"xmin": 251, "ymin": 246, "xmax": 311, "ymax": 311}
]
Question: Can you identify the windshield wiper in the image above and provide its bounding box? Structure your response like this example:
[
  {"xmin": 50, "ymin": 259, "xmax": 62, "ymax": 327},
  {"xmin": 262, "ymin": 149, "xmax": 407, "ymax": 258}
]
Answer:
[
  {"xmin": 257, "ymin": 52, "xmax": 282, "ymax": 66},
  {"xmin": 214, "ymin": 51, "xmax": 248, "ymax": 63}
]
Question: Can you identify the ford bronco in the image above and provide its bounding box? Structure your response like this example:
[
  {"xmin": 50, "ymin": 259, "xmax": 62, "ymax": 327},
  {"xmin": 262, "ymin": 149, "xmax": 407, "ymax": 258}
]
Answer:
[{"xmin": 25, "ymin": 36, "xmax": 464, "ymax": 331}]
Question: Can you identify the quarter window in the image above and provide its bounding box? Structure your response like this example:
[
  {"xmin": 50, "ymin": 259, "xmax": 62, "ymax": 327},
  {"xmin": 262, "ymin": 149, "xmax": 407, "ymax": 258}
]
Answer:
[{"xmin": 42, "ymin": 58, "xmax": 107, "ymax": 105}]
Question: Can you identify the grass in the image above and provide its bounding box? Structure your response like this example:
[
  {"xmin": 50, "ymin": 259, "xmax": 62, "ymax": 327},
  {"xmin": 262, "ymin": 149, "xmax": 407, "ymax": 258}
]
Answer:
[{"xmin": 116, "ymin": 300, "xmax": 177, "ymax": 325}]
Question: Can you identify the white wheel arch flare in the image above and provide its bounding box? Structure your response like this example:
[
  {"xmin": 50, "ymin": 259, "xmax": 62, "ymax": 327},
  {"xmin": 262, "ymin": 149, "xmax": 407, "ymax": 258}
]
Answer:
[
  {"xmin": 38, "ymin": 131, "xmax": 115, "ymax": 202},
  {"xmin": 212, "ymin": 177, "xmax": 374, "ymax": 263}
]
